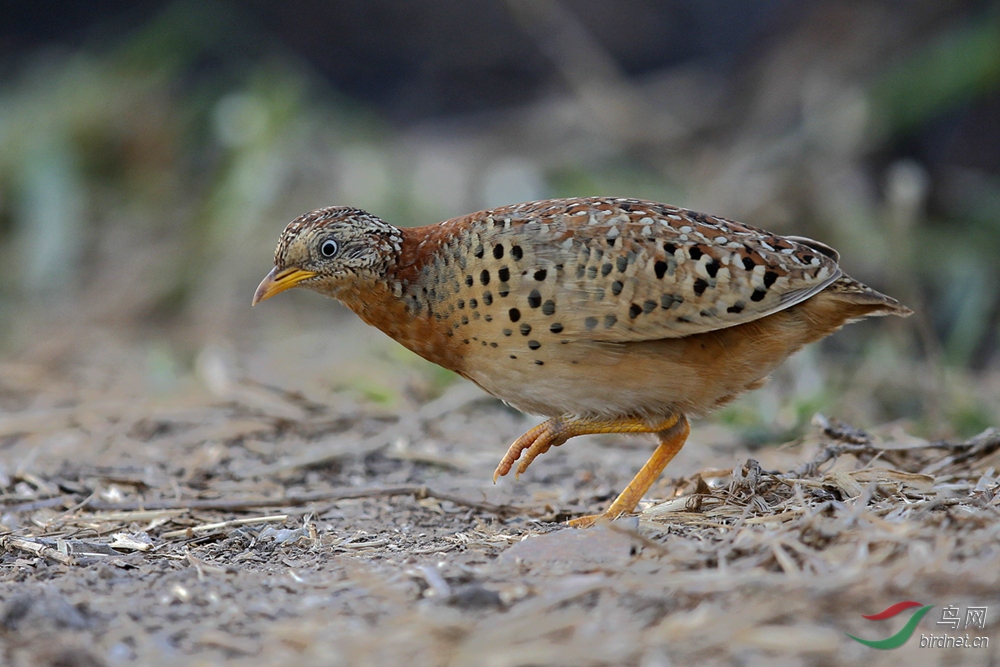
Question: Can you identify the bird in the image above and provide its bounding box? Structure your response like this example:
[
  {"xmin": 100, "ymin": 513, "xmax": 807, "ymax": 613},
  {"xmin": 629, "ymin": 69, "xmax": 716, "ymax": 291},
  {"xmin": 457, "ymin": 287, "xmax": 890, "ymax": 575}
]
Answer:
[{"xmin": 252, "ymin": 197, "xmax": 911, "ymax": 526}]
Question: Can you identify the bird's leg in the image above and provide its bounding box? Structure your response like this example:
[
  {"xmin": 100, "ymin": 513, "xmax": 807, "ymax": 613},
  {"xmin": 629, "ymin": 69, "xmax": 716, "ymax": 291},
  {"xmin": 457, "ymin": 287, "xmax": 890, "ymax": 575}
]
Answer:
[
  {"xmin": 493, "ymin": 414, "xmax": 684, "ymax": 483},
  {"xmin": 566, "ymin": 415, "xmax": 690, "ymax": 528}
]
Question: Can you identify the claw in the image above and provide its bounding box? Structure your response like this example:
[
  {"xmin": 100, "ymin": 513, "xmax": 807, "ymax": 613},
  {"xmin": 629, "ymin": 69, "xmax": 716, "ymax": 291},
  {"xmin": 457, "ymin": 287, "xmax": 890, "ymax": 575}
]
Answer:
[
  {"xmin": 492, "ymin": 428, "xmax": 536, "ymax": 482},
  {"xmin": 515, "ymin": 426, "xmax": 566, "ymax": 476},
  {"xmin": 493, "ymin": 418, "xmax": 567, "ymax": 482},
  {"xmin": 565, "ymin": 514, "xmax": 602, "ymax": 528},
  {"xmin": 565, "ymin": 509, "xmax": 624, "ymax": 528}
]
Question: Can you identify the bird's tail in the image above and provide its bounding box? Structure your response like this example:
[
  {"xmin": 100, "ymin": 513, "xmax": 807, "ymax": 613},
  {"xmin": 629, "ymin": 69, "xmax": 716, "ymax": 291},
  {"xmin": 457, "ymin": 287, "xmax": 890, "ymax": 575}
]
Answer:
[{"xmin": 826, "ymin": 275, "xmax": 912, "ymax": 318}]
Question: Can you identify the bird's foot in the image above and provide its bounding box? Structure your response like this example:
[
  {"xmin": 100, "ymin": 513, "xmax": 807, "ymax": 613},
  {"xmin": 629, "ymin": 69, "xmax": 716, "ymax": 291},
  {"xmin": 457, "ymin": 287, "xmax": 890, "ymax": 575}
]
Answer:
[
  {"xmin": 492, "ymin": 414, "xmax": 684, "ymax": 485},
  {"xmin": 569, "ymin": 415, "xmax": 690, "ymax": 528},
  {"xmin": 564, "ymin": 510, "xmax": 625, "ymax": 528},
  {"xmin": 493, "ymin": 418, "xmax": 570, "ymax": 482}
]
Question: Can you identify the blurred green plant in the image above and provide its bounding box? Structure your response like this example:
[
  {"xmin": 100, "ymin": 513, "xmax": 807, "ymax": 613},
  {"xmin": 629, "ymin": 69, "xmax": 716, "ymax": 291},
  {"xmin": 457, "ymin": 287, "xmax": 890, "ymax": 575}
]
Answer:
[
  {"xmin": 869, "ymin": 6, "xmax": 1000, "ymax": 371},
  {"xmin": 0, "ymin": 0, "xmax": 997, "ymax": 437},
  {"xmin": 871, "ymin": 8, "xmax": 1000, "ymax": 137}
]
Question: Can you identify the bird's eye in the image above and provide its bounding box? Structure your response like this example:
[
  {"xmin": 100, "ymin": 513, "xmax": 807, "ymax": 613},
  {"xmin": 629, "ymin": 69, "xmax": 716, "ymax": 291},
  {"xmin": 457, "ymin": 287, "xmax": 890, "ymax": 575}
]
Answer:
[{"xmin": 320, "ymin": 239, "xmax": 339, "ymax": 258}]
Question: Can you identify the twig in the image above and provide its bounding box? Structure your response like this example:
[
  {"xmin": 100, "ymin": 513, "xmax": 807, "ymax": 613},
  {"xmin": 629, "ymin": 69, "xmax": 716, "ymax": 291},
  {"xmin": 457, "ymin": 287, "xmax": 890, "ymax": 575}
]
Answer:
[
  {"xmin": 2, "ymin": 536, "xmax": 75, "ymax": 565},
  {"xmin": 161, "ymin": 514, "xmax": 287, "ymax": 539},
  {"xmin": 789, "ymin": 442, "xmax": 882, "ymax": 479},
  {"xmin": 787, "ymin": 415, "xmax": 884, "ymax": 478},
  {"xmin": 812, "ymin": 414, "xmax": 873, "ymax": 445},
  {"xmin": 83, "ymin": 485, "xmax": 523, "ymax": 518},
  {"xmin": 83, "ymin": 509, "xmax": 187, "ymax": 523},
  {"xmin": 338, "ymin": 538, "xmax": 390, "ymax": 550},
  {"xmin": 921, "ymin": 428, "xmax": 1000, "ymax": 475},
  {"xmin": 0, "ymin": 496, "xmax": 74, "ymax": 513}
]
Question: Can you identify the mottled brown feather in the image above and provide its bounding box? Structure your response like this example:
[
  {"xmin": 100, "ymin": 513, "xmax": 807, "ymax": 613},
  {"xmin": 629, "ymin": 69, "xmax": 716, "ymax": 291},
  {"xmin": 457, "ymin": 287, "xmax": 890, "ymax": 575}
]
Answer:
[
  {"xmin": 260, "ymin": 197, "xmax": 912, "ymax": 523},
  {"xmin": 266, "ymin": 196, "xmax": 910, "ymax": 421}
]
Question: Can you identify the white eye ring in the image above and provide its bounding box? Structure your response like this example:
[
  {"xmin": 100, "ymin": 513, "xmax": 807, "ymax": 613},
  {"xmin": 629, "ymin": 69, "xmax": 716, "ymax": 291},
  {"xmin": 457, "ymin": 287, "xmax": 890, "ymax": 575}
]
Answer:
[{"xmin": 320, "ymin": 239, "xmax": 339, "ymax": 258}]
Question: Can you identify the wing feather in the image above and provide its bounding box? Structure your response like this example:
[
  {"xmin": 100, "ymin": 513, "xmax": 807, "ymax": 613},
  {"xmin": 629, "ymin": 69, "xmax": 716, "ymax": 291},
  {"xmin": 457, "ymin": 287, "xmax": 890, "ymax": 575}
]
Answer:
[{"xmin": 457, "ymin": 198, "xmax": 842, "ymax": 342}]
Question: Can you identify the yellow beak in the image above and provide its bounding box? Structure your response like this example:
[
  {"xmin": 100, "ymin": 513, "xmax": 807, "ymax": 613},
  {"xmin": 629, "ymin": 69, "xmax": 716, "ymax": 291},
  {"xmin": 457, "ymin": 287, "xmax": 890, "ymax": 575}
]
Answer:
[{"xmin": 252, "ymin": 267, "xmax": 317, "ymax": 306}]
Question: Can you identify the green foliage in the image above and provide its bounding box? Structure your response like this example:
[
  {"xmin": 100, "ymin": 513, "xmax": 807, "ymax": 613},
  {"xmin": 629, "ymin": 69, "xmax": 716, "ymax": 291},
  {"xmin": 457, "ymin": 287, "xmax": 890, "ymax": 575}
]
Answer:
[
  {"xmin": 871, "ymin": 9, "xmax": 1000, "ymax": 137},
  {"xmin": 0, "ymin": 2, "xmax": 998, "ymax": 434}
]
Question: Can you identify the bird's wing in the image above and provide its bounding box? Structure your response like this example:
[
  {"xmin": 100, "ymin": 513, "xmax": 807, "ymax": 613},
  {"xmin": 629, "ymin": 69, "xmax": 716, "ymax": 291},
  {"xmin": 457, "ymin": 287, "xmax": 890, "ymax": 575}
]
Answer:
[{"xmin": 476, "ymin": 197, "xmax": 842, "ymax": 341}]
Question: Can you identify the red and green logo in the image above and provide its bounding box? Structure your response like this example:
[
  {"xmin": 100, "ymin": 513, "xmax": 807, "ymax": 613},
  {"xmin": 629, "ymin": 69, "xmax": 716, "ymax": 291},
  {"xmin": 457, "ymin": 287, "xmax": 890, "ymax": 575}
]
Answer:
[{"xmin": 847, "ymin": 601, "xmax": 935, "ymax": 649}]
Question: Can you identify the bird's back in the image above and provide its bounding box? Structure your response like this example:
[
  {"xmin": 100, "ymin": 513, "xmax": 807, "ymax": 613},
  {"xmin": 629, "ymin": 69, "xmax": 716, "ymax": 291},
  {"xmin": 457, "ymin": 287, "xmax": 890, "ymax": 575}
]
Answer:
[{"xmin": 364, "ymin": 197, "xmax": 909, "ymax": 418}]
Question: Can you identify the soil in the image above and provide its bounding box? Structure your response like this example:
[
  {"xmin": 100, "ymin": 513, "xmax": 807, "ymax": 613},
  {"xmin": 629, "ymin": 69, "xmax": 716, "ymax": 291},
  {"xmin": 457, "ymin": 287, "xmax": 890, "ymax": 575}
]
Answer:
[{"xmin": 0, "ymin": 324, "xmax": 997, "ymax": 667}]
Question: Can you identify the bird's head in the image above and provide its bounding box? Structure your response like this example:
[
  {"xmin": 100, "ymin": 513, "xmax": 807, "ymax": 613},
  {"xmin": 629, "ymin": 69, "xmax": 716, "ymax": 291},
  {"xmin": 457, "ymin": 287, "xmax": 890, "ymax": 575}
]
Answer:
[{"xmin": 252, "ymin": 206, "xmax": 403, "ymax": 305}]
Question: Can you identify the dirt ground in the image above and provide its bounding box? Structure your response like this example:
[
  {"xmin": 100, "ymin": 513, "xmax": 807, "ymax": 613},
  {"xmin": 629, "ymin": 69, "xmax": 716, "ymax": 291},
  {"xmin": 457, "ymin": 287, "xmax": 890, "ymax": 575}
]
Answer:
[{"xmin": 0, "ymin": 321, "xmax": 997, "ymax": 667}]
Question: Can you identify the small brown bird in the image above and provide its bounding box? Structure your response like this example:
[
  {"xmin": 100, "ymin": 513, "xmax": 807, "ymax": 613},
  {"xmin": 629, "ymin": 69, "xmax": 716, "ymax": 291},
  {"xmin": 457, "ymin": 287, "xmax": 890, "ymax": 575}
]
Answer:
[{"xmin": 253, "ymin": 197, "xmax": 910, "ymax": 526}]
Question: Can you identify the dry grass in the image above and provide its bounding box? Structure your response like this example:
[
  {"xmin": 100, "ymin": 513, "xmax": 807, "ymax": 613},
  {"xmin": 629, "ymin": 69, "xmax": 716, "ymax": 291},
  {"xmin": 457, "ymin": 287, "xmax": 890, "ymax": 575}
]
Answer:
[{"xmin": 0, "ymin": 338, "xmax": 997, "ymax": 667}]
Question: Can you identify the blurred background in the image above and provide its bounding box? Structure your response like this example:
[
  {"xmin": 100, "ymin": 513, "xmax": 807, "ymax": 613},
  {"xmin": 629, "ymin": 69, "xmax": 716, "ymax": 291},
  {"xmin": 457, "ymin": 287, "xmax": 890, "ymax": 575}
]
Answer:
[{"xmin": 1, "ymin": 0, "xmax": 998, "ymax": 439}]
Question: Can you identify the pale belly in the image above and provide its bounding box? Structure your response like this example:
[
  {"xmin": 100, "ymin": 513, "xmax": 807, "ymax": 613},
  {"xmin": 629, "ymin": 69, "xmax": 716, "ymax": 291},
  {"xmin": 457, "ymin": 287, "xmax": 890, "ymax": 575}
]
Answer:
[{"xmin": 459, "ymin": 331, "xmax": 777, "ymax": 420}]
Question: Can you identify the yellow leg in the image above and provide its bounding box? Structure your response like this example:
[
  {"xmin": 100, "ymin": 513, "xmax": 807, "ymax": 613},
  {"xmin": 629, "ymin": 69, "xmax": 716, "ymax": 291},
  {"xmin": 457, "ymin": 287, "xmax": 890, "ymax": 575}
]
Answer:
[
  {"xmin": 493, "ymin": 414, "xmax": 690, "ymax": 526},
  {"xmin": 493, "ymin": 414, "xmax": 682, "ymax": 482},
  {"xmin": 567, "ymin": 415, "xmax": 690, "ymax": 528}
]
